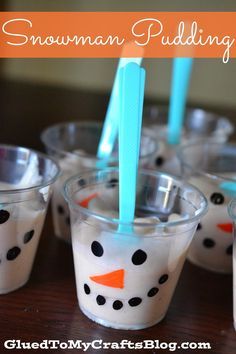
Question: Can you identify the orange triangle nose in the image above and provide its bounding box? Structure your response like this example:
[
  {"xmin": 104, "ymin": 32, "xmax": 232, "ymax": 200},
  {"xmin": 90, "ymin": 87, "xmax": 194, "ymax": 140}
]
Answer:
[
  {"xmin": 217, "ymin": 223, "xmax": 233, "ymax": 233},
  {"xmin": 90, "ymin": 269, "xmax": 124, "ymax": 289},
  {"xmin": 78, "ymin": 193, "xmax": 98, "ymax": 208}
]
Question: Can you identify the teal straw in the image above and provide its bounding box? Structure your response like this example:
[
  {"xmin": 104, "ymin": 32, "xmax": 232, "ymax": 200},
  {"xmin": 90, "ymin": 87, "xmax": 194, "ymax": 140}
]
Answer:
[
  {"xmin": 220, "ymin": 181, "xmax": 236, "ymax": 197},
  {"xmin": 118, "ymin": 62, "xmax": 146, "ymax": 233},
  {"xmin": 97, "ymin": 56, "xmax": 142, "ymax": 166},
  {"xmin": 167, "ymin": 57, "xmax": 193, "ymax": 145}
]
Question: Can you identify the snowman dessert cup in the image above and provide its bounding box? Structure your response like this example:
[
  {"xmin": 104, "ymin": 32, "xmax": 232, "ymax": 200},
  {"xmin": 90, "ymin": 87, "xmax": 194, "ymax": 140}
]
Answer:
[
  {"xmin": 41, "ymin": 121, "xmax": 157, "ymax": 243},
  {"xmin": 143, "ymin": 105, "xmax": 233, "ymax": 176},
  {"xmin": 178, "ymin": 141, "xmax": 236, "ymax": 273},
  {"xmin": 64, "ymin": 168, "xmax": 207, "ymax": 330},
  {"xmin": 0, "ymin": 144, "xmax": 60, "ymax": 294},
  {"xmin": 228, "ymin": 199, "xmax": 236, "ymax": 331}
]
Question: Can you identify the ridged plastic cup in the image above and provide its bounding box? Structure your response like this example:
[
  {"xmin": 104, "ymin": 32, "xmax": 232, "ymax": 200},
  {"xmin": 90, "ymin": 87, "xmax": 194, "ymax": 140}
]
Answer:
[
  {"xmin": 144, "ymin": 105, "xmax": 233, "ymax": 176},
  {"xmin": 41, "ymin": 121, "xmax": 157, "ymax": 243},
  {"xmin": 178, "ymin": 141, "xmax": 236, "ymax": 273},
  {"xmin": 228, "ymin": 199, "xmax": 236, "ymax": 331},
  {"xmin": 0, "ymin": 144, "xmax": 60, "ymax": 294},
  {"xmin": 64, "ymin": 168, "xmax": 208, "ymax": 330}
]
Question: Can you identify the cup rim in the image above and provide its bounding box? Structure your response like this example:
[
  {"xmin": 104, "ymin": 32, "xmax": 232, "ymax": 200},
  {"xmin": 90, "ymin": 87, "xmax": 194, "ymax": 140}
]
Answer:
[
  {"xmin": 63, "ymin": 167, "xmax": 208, "ymax": 233},
  {"xmin": 41, "ymin": 121, "xmax": 102, "ymax": 159},
  {"xmin": 177, "ymin": 141, "xmax": 236, "ymax": 183},
  {"xmin": 40, "ymin": 120, "xmax": 158, "ymax": 161},
  {"xmin": 0, "ymin": 144, "xmax": 60, "ymax": 195},
  {"xmin": 144, "ymin": 104, "xmax": 233, "ymax": 125}
]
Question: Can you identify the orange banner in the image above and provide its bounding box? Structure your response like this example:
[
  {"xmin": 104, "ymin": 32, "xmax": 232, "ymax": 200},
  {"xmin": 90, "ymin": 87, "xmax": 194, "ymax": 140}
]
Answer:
[{"xmin": 0, "ymin": 12, "xmax": 235, "ymax": 62}]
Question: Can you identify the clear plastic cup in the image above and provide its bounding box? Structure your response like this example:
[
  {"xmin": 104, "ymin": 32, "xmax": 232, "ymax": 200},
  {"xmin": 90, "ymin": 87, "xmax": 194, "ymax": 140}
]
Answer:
[
  {"xmin": 64, "ymin": 168, "xmax": 207, "ymax": 330},
  {"xmin": 0, "ymin": 144, "xmax": 60, "ymax": 294},
  {"xmin": 228, "ymin": 199, "xmax": 236, "ymax": 331},
  {"xmin": 178, "ymin": 141, "xmax": 236, "ymax": 273},
  {"xmin": 144, "ymin": 105, "xmax": 234, "ymax": 176},
  {"xmin": 41, "ymin": 121, "xmax": 157, "ymax": 243}
]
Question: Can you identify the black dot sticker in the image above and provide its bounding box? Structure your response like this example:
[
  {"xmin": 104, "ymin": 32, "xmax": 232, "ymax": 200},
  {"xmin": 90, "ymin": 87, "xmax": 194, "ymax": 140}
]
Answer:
[
  {"xmin": 78, "ymin": 178, "xmax": 86, "ymax": 187},
  {"xmin": 159, "ymin": 274, "xmax": 169, "ymax": 284},
  {"xmin": 84, "ymin": 284, "xmax": 90, "ymax": 295},
  {"xmin": 210, "ymin": 193, "xmax": 224, "ymax": 205},
  {"xmin": 128, "ymin": 297, "xmax": 142, "ymax": 307},
  {"xmin": 197, "ymin": 223, "xmax": 202, "ymax": 231},
  {"xmin": 7, "ymin": 247, "xmax": 21, "ymax": 261},
  {"xmin": 132, "ymin": 249, "xmax": 147, "ymax": 265},
  {"xmin": 113, "ymin": 300, "xmax": 123, "ymax": 310},
  {"xmin": 0, "ymin": 210, "xmax": 10, "ymax": 224},
  {"xmin": 147, "ymin": 287, "xmax": 159, "ymax": 297},
  {"xmin": 23, "ymin": 230, "xmax": 35, "ymax": 244},
  {"xmin": 96, "ymin": 295, "xmax": 106, "ymax": 305},
  {"xmin": 57, "ymin": 205, "xmax": 64, "ymax": 214},
  {"xmin": 91, "ymin": 241, "xmax": 104, "ymax": 257},
  {"xmin": 203, "ymin": 238, "xmax": 215, "ymax": 248},
  {"xmin": 106, "ymin": 178, "xmax": 118, "ymax": 188},
  {"xmin": 226, "ymin": 245, "xmax": 233, "ymax": 256},
  {"xmin": 155, "ymin": 156, "xmax": 164, "ymax": 167}
]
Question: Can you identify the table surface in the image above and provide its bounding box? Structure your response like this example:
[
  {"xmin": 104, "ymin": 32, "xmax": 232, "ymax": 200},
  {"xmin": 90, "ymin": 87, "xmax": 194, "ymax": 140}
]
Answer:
[{"xmin": 0, "ymin": 79, "xmax": 236, "ymax": 354}]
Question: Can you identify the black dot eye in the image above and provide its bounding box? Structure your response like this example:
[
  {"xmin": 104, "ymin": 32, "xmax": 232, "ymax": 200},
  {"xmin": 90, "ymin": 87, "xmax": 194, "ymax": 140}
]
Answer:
[
  {"xmin": 131, "ymin": 249, "xmax": 147, "ymax": 265},
  {"xmin": 78, "ymin": 178, "xmax": 86, "ymax": 187},
  {"xmin": 203, "ymin": 238, "xmax": 215, "ymax": 248},
  {"xmin": 106, "ymin": 178, "xmax": 118, "ymax": 188},
  {"xmin": 155, "ymin": 156, "xmax": 164, "ymax": 167},
  {"xmin": 0, "ymin": 210, "xmax": 10, "ymax": 224},
  {"xmin": 91, "ymin": 241, "xmax": 104, "ymax": 257},
  {"xmin": 226, "ymin": 244, "xmax": 232, "ymax": 255},
  {"xmin": 210, "ymin": 193, "xmax": 224, "ymax": 205}
]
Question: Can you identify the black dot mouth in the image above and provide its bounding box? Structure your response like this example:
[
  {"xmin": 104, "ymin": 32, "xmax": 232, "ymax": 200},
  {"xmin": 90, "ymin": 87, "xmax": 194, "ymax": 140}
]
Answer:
[
  {"xmin": 83, "ymin": 273, "xmax": 169, "ymax": 310},
  {"xmin": 197, "ymin": 223, "xmax": 202, "ymax": 231},
  {"xmin": 226, "ymin": 244, "xmax": 233, "ymax": 255},
  {"xmin": 0, "ymin": 229, "xmax": 36, "ymax": 263}
]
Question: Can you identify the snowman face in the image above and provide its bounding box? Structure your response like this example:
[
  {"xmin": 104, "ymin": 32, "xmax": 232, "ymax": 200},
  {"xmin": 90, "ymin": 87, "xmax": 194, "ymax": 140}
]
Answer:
[
  {"xmin": 83, "ymin": 238, "xmax": 169, "ymax": 310},
  {"xmin": 188, "ymin": 176, "xmax": 233, "ymax": 272},
  {"xmin": 72, "ymin": 216, "xmax": 190, "ymax": 327},
  {"xmin": 0, "ymin": 203, "xmax": 45, "ymax": 293}
]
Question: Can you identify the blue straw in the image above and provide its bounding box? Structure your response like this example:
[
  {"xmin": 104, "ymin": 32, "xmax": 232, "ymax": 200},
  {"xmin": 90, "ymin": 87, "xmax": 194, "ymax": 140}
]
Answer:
[
  {"xmin": 97, "ymin": 56, "xmax": 142, "ymax": 166},
  {"xmin": 167, "ymin": 57, "xmax": 193, "ymax": 145},
  {"xmin": 118, "ymin": 62, "xmax": 146, "ymax": 233}
]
